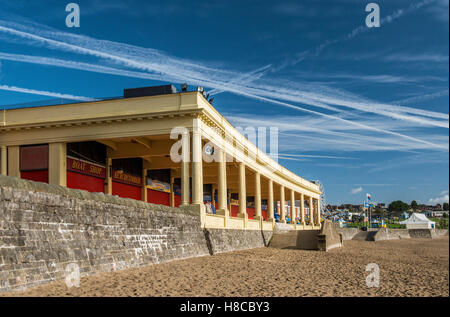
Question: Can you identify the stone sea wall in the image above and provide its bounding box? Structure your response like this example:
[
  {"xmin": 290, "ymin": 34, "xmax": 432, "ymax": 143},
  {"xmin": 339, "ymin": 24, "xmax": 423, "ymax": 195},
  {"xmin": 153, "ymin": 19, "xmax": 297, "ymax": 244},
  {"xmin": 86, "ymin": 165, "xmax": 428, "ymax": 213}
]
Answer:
[{"xmin": 0, "ymin": 175, "xmax": 272, "ymax": 292}]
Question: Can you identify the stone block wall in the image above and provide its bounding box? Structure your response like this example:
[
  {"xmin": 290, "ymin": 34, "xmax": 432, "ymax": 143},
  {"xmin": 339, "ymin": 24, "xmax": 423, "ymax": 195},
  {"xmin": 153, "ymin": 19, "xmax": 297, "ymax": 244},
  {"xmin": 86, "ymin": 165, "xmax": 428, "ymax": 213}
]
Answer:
[
  {"xmin": 373, "ymin": 228, "xmax": 410, "ymax": 241},
  {"xmin": 317, "ymin": 221, "xmax": 342, "ymax": 251},
  {"xmin": 408, "ymin": 229, "xmax": 438, "ymax": 239},
  {"xmin": 295, "ymin": 230, "xmax": 321, "ymax": 250},
  {"xmin": 336, "ymin": 227, "xmax": 359, "ymax": 241},
  {"xmin": 0, "ymin": 175, "xmax": 272, "ymax": 292},
  {"xmin": 205, "ymin": 229, "xmax": 272, "ymax": 254}
]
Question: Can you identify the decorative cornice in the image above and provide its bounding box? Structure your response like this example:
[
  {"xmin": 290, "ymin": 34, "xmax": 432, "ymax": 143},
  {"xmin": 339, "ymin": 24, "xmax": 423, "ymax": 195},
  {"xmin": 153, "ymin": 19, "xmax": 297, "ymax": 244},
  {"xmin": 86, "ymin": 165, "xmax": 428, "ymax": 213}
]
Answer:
[{"xmin": 0, "ymin": 110, "xmax": 199, "ymax": 133}]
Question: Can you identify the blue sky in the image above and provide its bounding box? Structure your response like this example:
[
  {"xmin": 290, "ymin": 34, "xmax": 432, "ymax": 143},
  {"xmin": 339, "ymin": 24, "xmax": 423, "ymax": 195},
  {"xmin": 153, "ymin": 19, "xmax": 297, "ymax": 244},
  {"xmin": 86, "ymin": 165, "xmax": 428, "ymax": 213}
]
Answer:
[{"xmin": 0, "ymin": 0, "xmax": 448, "ymax": 206}]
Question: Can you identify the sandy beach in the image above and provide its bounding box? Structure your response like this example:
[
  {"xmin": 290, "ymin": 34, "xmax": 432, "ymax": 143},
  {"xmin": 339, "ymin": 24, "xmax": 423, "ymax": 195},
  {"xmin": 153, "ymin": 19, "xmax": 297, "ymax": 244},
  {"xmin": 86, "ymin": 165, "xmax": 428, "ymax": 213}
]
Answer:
[{"xmin": 3, "ymin": 236, "xmax": 448, "ymax": 297}]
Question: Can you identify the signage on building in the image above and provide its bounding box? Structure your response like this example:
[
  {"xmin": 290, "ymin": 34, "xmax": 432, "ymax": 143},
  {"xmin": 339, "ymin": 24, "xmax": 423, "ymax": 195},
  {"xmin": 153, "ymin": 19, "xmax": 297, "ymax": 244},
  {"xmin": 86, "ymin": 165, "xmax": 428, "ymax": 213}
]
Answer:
[
  {"xmin": 67, "ymin": 157, "xmax": 106, "ymax": 179},
  {"xmin": 113, "ymin": 170, "xmax": 142, "ymax": 186},
  {"xmin": 147, "ymin": 179, "xmax": 171, "ymax": 193}
]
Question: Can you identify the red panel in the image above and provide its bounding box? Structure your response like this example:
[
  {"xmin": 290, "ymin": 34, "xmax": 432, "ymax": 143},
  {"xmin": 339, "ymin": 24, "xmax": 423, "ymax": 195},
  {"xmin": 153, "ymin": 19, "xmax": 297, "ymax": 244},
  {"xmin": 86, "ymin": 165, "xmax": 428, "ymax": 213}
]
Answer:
[
  {"xmin": 20, "ymin": 145, "xmax": 49, "ymax": 171},
  {"xmin": 112, "ymin": 181, "xmax": 141, "ymax": 200},
  {"xmin": 211, "ymin": 204, "xmax": 264, "ymax": 220},
  {"xmin": 21, "ymin": 170, "xmax": 48, "ymax": 183},
  {"xmin": 67, "ymin": 171, "xmax": 104, "ymax": 193},
  {"xmin": 174, "ymin": 195, "xmax": 181, "ymax": 207},
  {"xmin": 247, "ymin": 207, "xmax": 255, "ymax": 220},
  {"xmin": 147, "ymin": 189, "xmax": 170, "ymax": 206},
  {"xmin": 262, "ymin": 209, "xmax": 268, "ymax": 221},
  {"xmin": 230, "ymin": 205, "xmax": 239, "ymax": 217}
]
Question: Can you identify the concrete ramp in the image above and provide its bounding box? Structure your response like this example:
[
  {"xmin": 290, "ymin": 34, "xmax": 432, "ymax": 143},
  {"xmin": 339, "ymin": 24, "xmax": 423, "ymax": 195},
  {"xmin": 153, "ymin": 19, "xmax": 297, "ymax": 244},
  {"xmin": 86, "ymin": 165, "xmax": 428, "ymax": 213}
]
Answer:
[
  {"xmin": 269, "ymin": 231, "xmax": 299, "ymax": 249},
  {"xmin": 373, "ymin": 228, "xmax": 411, "ymax": 241},
  {"xmin": 297, "ymin": 230, "xmax": 322, "ymax": 250},
  {"xmin": 352, "ymin": 231, "xmax": 377, "ymax": 241},
  {"xmin": 269, "ymin": 221, "xmax": 342, "ymax": 251},
  {"xmin": 336, "ymin": 227, "xmax": 359, "ymax": 240}
]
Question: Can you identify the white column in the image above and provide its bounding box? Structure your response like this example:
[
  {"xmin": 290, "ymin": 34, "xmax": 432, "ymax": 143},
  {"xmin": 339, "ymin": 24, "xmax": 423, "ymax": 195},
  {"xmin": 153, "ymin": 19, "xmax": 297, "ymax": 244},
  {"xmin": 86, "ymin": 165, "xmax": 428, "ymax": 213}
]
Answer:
[
  {"xmin": 170, "ymin": 175, "xmax": 175, "ymax": 207},
  {"xmin": 191, "ymin": 125, "xmax": 203, "ymax": 205},
  {"xmin": 309, "ymin": 196, "xmax": 314, "ymax": 227},
  {"xmin": 142, "ymin": 168, "xmax": 148, "ymax": 202},
  {"xmin": 254, "ymin": 172, "xmax": 262, "ymax": 220},
  {"xmin": 1, "ymin": 146, "xmax": 6, "ymax": 176},
  {"xmin": 267, "ymin": 179, "xmax": 274, "ymax": 222},
  {"xmin": 238, "ymin": 162, "xmax": 247, "ymax": 218},
  {"xmin": 290, "ymin": 189, "xmax": 295, "ymax": 224},
  {"xmin": 7, "ymin": 146, "xmax": 20, "ymax": 178},
  {"xmin": 105, "ymin": 157, "xmax": 112, "ymax": 195},
  {"xmin": 180, "ymin": 130, "xmax": 190, "ymax": 206},
  {"xmin": 280, "ymin": 185, "xmax": 286, "ymax": 223},
  {"xmin": 316, "ymin": 198, "xmax": 321, "ymax": 227},
  {"xmin": 49, "ymin": 143, "xmax": 66, "ymax": 186},
  {"xmin": 300, "ymin": 193, "xmax": 305, "ymax": 225},
  {"xmin": 217, "ymin": 148, "xmax": 228, "ymax": 215}
]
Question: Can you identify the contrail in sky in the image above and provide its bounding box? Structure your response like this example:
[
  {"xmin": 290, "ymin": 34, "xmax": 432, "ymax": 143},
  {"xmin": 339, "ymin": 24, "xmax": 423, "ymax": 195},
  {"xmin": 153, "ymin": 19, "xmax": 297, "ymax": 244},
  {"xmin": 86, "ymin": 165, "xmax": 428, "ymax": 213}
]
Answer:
[
  {"xmin": 282, "ymin": 0, "xmax": 439, "ymax": 69},
  {"xmin": 0, "ymin": 84, "xmax": 97, "ymax": 102},
  {"xmin": 0, "ymin": 0, "xmax": 447, "ymax": 149}
]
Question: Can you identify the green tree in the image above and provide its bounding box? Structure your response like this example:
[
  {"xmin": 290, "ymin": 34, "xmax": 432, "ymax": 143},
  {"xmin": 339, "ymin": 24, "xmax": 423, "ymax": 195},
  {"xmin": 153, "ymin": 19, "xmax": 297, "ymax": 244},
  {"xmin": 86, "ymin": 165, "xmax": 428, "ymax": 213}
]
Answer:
[
  {"xmin": 389, "ymin": 200, "xmax": 410, "ymax": 216},
  {"xmin": 411, "ymin": 200, "xmax": 418, "ymax": 211},
  {"xmin": 443, "ymin": 202, "xmax": 449, "ymax": 211},
  {"xmin": 374, "ymin": 207, "xmax": 382, "ymax": 216}
]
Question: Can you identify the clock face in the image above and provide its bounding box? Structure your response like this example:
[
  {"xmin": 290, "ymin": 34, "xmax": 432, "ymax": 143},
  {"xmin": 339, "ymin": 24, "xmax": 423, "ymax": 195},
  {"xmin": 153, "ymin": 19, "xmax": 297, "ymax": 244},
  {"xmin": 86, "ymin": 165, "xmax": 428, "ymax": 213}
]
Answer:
[{"xmin": 204, "ymin": 145, "xmax": 214, "ymax": 156}]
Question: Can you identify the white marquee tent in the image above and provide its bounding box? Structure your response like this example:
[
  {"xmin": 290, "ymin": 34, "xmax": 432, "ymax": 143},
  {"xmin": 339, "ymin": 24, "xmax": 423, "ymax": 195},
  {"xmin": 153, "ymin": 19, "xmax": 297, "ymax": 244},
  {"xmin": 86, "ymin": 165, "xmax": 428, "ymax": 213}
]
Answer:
[{"xmin": 400, "ymin": 213, "xmax": 435, "ymax": 229}]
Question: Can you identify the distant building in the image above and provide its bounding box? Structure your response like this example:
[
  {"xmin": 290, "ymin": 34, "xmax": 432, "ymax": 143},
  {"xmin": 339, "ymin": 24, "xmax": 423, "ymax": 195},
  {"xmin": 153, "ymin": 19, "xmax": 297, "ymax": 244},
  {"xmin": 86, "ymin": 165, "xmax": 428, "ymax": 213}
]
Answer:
[
  {"xmin": 423, "ymin": 210, "xmax": 449, "ymax": 218},
  {"xmin": 418, "ymin": 204, "xmax": 444, "ymax": 212},
  {"xmin": 401, "ymin": 211, "xmax": 410, "ymax": 219}
]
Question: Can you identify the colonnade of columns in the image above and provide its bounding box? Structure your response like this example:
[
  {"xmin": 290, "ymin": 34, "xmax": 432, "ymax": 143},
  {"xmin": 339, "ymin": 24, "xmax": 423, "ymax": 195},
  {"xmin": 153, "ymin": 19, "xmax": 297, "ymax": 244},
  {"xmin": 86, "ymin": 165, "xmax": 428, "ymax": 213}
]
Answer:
[
  {"xmin": 170, "ymin": 125, "xmax": 321, "ymax": 227},
  {"xmin": 0, "ymin": 127, "xmax": 321, "ymax": 228},
  {"xmin": 1, "ymin": 146, "xmax": 7, "ymax": 176}
]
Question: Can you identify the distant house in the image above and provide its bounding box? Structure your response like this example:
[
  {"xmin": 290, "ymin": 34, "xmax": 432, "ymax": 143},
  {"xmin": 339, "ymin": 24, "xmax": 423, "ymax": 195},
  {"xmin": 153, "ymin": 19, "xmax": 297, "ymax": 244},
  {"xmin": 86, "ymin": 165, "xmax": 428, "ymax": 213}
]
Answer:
[
  {"xmin": 418, "ymin": 204, "xmax": 444, "ymax": 212},
  {"xmin": 423, "ymin": 210, "xmax": 448, "ymax": 218},
  {"xmin": 400, "ymin": 213, "xmax": 435, "ymax": 229}
]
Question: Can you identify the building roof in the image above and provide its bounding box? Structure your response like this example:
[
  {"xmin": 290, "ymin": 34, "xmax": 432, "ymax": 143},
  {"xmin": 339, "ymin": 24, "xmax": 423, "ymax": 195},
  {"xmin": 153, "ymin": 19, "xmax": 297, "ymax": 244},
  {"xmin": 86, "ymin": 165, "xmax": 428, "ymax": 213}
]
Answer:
[
  {"xmin": 0, "ymin": 89, "xmax": 321, "ymax": 197},
  {"xmin": 400, "ymin": 213, "xmax": 435, "ymax": 224}
]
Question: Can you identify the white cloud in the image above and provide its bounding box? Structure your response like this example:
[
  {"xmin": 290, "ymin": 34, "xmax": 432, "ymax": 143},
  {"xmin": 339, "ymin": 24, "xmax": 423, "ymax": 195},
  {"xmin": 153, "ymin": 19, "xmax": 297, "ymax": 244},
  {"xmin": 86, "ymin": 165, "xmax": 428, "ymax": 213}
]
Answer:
[
  {"xmin": 392, "ymin": 90, "xmax": 449, "ymax": 106},
  {"xmin": 427, "ymin": 0, "xmax": 449, "ymax": 23},
  {"xmin": 227, "ymin": 114, "xmax": 449, "ymax": 153},
  {"xmin": 428, "ymin": 194, "xmax": 449, "ymax": 205},
  {"xmin": 278, "ymin": 0, "xmax": 440, "ymax": 67},
  {"xmin": 382, "ymin": 53, "xmax": 449, "ymax": 63},
  {"xmin": 351, "ymin": 187, "xmax": 363, "ymax": 194}
]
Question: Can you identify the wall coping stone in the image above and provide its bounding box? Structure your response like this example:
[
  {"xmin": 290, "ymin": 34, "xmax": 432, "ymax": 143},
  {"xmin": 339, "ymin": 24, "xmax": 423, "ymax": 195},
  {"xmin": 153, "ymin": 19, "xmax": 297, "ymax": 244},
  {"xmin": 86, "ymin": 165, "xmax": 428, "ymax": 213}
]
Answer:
[{"xmin": 0, "ymin": 175, "xmax": 198, "ymax": 217}]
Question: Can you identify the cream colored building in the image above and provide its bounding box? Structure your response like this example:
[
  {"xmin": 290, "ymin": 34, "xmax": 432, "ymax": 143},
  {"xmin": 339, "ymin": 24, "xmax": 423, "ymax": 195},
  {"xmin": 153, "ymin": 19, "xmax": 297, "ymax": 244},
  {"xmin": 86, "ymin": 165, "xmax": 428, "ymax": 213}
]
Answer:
[{"xmin": 0, "ymin": 86, "xmax": 322, "ymax": 231}]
